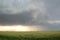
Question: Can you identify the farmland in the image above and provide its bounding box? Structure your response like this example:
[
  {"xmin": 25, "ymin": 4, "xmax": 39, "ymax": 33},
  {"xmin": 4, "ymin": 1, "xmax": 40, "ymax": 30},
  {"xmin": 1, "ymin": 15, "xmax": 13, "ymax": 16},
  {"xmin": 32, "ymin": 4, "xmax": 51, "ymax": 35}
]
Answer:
[{"xmin": 0, "ymin": 31, "xmax": 60, "ymax": 40}]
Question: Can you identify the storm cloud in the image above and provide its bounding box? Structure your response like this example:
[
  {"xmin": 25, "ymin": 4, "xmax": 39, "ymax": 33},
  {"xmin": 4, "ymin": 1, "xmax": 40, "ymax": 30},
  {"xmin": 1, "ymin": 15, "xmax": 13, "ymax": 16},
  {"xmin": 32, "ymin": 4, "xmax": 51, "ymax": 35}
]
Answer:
[{"xmin": 0, "ymin": 0, "xmax": 60, "ymax": 31}]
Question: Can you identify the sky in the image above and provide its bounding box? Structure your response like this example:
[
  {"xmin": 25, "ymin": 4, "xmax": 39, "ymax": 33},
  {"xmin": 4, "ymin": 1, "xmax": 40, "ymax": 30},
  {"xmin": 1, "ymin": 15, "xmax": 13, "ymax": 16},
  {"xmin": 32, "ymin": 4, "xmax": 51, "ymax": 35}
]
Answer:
[{"xmin": 0, "ymin": 0, "xmax": 60, "ymax": 31}]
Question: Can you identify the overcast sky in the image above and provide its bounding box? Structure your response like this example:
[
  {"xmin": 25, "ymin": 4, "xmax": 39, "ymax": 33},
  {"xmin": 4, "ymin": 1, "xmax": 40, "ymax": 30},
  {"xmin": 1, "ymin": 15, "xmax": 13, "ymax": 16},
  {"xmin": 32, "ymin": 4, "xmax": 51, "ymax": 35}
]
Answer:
[{"xmin": 0, "ymin": 0, "xmax": 60, "ymax": 31}]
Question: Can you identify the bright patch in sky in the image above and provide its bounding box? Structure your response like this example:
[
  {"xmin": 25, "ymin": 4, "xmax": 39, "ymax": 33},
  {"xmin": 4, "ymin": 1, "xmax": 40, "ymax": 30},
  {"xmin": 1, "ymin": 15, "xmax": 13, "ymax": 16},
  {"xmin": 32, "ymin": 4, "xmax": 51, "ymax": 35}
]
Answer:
[{"xmin": 0, "ymin": 25, "xmax": 38, "ymax": 31}]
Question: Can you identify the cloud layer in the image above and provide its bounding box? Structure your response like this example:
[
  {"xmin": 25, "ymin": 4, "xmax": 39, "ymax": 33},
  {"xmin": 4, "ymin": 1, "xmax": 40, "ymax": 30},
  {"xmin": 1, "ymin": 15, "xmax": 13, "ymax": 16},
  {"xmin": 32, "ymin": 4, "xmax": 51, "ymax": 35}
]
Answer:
[{"xmin": 0, "ymin": 0, "xmax": 60, "ymax": 31}]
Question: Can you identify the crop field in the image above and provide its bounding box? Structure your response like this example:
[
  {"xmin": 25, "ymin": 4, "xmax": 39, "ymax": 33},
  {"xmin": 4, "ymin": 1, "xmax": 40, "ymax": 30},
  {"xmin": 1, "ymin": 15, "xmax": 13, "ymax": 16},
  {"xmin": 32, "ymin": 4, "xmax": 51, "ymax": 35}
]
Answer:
[{"xmin": 0, "ymin": 31, "xmax": 60, "ymax": 40}]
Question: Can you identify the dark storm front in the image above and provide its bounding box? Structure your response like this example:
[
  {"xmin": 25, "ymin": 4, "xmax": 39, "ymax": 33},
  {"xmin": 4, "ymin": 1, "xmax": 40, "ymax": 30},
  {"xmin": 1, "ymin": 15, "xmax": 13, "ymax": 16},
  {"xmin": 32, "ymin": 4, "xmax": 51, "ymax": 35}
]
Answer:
[{"xmin": 0, "ymin": 0, "xmax": 60, "ymax": 30}]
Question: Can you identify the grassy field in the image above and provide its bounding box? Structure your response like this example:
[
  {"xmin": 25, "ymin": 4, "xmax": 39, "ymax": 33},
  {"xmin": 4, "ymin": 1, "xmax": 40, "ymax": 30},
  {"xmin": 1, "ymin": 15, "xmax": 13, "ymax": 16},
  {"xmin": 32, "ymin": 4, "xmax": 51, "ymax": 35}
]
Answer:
[{"xmin": 0, "ymin": 31, "xmax": 60, "ymax": 40}]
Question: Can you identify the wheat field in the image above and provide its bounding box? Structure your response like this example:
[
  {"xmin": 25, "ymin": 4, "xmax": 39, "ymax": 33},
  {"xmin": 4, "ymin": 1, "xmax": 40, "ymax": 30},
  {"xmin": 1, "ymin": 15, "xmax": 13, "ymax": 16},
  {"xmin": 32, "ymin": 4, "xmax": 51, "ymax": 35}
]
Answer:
[{"xmin": 0, "ymin": 31, "xmax": 60, "ymax": 40}]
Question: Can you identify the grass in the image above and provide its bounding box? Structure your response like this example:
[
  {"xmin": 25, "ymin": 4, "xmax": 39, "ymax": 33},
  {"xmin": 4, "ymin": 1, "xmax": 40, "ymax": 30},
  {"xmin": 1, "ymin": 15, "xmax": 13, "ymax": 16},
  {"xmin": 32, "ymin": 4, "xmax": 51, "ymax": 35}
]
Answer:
[{"xmin": 0, "ymin": 31, "xmax": 60, "ymax": 40}]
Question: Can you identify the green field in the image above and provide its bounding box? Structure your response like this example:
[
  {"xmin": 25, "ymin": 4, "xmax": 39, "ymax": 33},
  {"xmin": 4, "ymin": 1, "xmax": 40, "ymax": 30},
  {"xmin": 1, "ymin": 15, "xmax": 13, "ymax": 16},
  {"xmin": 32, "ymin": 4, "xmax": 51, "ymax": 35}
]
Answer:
[{"xmin": 0, "ymin": 31, "xmax": 60, "ymax": 40}]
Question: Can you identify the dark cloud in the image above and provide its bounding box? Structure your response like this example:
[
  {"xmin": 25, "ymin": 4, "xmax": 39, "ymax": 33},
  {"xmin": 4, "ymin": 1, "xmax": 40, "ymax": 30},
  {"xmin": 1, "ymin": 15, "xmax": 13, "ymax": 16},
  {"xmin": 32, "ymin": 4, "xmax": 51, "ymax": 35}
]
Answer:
[
  {"xmin": 0, "ymin": 11, "xmax": 33, "ymax": 25},
  {"xmin": 0, "ymin": 0, "xmax": 45, "ymax": 25}
]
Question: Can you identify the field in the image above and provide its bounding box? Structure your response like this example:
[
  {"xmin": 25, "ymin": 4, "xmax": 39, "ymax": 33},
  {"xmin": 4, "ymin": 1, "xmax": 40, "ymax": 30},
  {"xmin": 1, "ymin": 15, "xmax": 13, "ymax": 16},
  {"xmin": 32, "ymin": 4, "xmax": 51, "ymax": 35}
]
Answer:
[{"xmin": 0, "ymin": 31, "xmax": 60, "ymax": 40}]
